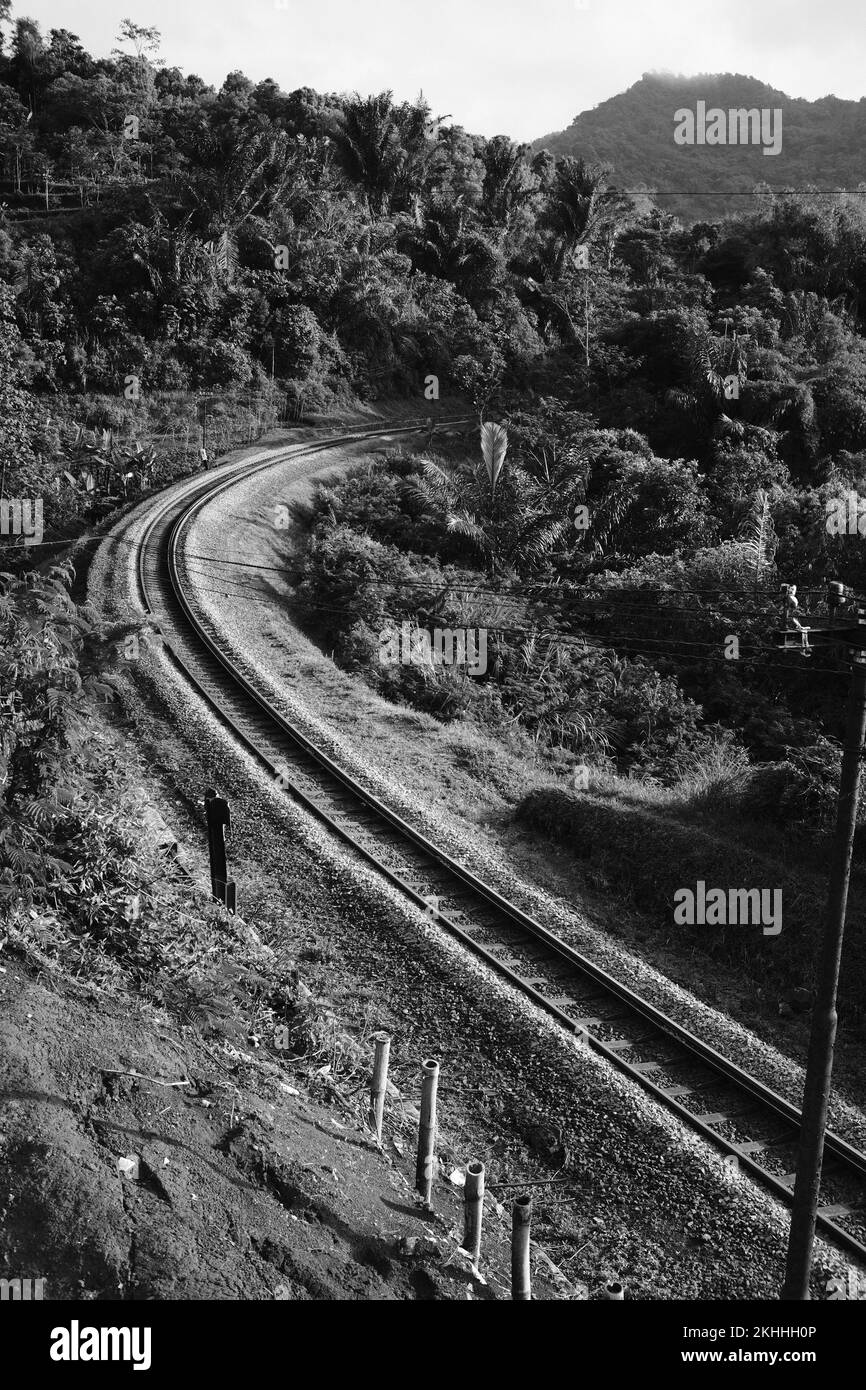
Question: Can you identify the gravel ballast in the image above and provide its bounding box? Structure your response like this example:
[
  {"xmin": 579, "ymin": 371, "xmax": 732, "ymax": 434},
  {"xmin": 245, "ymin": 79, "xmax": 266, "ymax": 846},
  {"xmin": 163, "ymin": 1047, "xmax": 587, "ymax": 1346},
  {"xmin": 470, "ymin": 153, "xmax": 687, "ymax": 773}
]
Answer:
[{"xmin": 87, "ymin": 426, "xmax": 866, "ymax": 1299}]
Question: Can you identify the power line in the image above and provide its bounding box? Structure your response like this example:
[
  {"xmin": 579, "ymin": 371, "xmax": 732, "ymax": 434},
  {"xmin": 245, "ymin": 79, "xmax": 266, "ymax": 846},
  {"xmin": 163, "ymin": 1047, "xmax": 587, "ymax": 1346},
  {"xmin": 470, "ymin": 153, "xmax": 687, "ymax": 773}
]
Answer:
[
  {"xmin": 181, "ymin": 563, "xmax": 832, "ymax": 635},
  {"xmin": 629, "ymin": 189, "xmax": 866, "ymax": 197},
  {"xmin": 1, "ymin": 536, "xmax": 845, "ymax": 630},
  {"xmin": 180, "ymin": 570, "xmax": 755, "ymax": 633},
  {"xmin": 182, "ymin": 551, "xmax": 800, "ymax": 601},
  {"xmin": 179, "ymin": 577, "xmax": 848, "ymax": 679},
  {"xmin": 6, "ymin": 523, "xmax": 852, "ymax": 677}
]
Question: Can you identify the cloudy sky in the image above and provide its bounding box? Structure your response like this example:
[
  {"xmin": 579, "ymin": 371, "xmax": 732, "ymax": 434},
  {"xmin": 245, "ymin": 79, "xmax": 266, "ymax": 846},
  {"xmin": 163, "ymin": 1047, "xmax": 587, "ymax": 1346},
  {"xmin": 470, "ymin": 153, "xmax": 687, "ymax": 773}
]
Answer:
[{"xmin": 8, "ymin": 0, "xmax": 865, "ymax": 139}]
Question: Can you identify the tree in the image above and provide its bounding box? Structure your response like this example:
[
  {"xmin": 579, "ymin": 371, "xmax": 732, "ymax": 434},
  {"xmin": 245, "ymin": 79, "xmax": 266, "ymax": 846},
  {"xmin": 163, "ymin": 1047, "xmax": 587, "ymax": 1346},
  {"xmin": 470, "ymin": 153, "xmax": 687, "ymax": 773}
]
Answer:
[
  {"xmin": 411, "ymin": 444, "xmax": 568, "ymax": 575},
  {"xmin": 120, "ymin": 214, "xmax": 223, "ymax": 339},
  {"xmin": 0, "ymin": 282, "xmax": 41, "ymax": 502},
  {"xmin": 113, "ymin": 19, "xmax": 161, "ymax": 63},
  {"xmin": 585, "ymin": 437, "xmax": 713, "ymax": 557},
  {"xmin": 428, "ymin": 124, "xmax": 485, "ymax": 207},
  {"xmin": 329, "ymin": 91, "xmax": 436, "ymax": 215},
  {"xmin": 664, "ymin": 314, "xmax": 752, "ymax": 446},
  {"xmin": 507, "ymin": 399, "xmax": 592, "ymax": 492},
  {"xmin": 541, "ymin": 157, "xmax": 632, "ymax": 276},
  {"xmin": 453, "ymin": 345, "xmax": 504, "ymax": 424},
  {"xmin": 332, "ymin": 91, "xmax": 400, "ymax": 208},
  {"xmin": 0, "ymin": 82, "xmax": 33, "ymax": 191},
  {"xmin": 0, "ymin": 0, "xmax": 13, "ymax": 55},
  {"xmin": 742, "ymin": 488, "xmax": 777, "ymax": 595},
  {"xmin": 480, "ymin": 135, "xmax": 536, "ymax": 230},
  {"xmin": 402, "ymin": 195, "xmax": 501, "ymax": 308},
  {"xmin": 45, "ymin": 28, "xmax": 94, "ymax": 78},
  {"xmin": 9, "ymin": 17, "xmax": 45, "ymax": 111}
]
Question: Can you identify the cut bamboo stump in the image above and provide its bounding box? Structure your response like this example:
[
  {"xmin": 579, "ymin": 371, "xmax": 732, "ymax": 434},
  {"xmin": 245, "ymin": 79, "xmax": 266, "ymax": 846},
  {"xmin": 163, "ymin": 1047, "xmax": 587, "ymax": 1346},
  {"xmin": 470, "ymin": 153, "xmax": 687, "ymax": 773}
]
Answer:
[
  {"xmin": 601, "ymin": 1280, "xmax": 624, "ymax": 1300},
  {"xmin": 415, "ymin": 1058, "xmax": 440, "ymax": 1206},
  {"xmin": 369, "ymin": 1032, "xmax": 391, "ymax": 1143},
  {"xmin": 511, "ymin": 1194, "xmax": 532, "ymax": 1300},
  {"xmin": 461, "ymin": 1161, "xmax": 485, "ymax": 1267}
]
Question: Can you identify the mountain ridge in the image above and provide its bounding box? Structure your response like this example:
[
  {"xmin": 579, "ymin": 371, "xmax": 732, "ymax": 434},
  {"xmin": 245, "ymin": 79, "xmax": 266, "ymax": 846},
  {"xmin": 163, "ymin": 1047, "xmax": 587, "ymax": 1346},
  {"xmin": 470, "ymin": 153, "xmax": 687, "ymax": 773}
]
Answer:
[{"xmin": 533, "ymin": 72, "xmax": 866, "ymax": 223}]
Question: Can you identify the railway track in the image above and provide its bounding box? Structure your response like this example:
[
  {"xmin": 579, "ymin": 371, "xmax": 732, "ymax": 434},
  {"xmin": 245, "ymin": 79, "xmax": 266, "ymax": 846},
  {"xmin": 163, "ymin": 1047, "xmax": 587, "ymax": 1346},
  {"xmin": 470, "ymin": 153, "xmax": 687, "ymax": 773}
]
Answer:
[{"xmin": 132, "ymin": 423, "xmax": 866, "ymax": 1266}]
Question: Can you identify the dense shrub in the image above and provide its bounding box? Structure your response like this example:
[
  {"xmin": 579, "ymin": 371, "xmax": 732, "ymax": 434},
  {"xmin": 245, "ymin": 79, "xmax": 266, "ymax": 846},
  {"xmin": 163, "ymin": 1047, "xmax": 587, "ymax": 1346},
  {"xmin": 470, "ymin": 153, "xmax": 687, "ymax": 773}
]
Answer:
[
  {"xmin": 0, "ymin": 564, "xmax": 133, "ymax": 921},
  {"xmin": 736, "ymin": 738, "xmax": 862, "ymax": 829},
  {"xmin": 294, "ymin": 526, "xmax": 423, "ymax": 653}
]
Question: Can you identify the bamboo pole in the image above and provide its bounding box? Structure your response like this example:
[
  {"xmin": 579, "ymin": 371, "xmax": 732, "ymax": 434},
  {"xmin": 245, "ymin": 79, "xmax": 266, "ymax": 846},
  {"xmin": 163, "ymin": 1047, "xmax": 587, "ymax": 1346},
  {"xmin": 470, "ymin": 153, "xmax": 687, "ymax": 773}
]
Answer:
[
  {"xmin": 511, "ymin": 1195, "xmax": 532, "ymax": 1299},
  {"xmin": 461, "ymin": 1161, "xmax": 485, "ymax": 1267},
  {"xmin": 368, "ymin": 1032, "xmax": 391, "ymax": 1143},
  {"xmin": 415, "ymin": 1058, "xmax": 439, "ymax": 1205}
]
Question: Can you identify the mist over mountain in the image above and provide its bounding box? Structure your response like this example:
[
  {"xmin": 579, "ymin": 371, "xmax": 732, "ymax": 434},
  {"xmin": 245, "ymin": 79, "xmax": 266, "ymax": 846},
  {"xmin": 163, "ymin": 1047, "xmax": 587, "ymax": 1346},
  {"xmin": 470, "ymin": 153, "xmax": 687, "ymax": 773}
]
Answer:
[{"xmin": 534, "ymin": 73, "xmax": 866, "ymax": 223}]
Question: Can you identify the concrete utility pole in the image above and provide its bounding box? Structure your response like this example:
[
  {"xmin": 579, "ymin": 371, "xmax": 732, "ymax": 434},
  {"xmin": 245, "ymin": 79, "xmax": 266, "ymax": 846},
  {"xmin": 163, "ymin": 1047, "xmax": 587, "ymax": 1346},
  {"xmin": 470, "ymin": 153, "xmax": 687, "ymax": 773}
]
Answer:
[{"xmin": 775, "ymin": 583, "xmax": 866, "ymax": 1298}]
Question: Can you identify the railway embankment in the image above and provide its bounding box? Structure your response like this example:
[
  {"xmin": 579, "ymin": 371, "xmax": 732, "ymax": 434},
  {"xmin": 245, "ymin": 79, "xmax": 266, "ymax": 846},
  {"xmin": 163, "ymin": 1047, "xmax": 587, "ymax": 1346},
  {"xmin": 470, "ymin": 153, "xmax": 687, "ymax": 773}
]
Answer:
[{"xmin": 51, "ymin": 421, "xmax": 861, "ymax": 1297}]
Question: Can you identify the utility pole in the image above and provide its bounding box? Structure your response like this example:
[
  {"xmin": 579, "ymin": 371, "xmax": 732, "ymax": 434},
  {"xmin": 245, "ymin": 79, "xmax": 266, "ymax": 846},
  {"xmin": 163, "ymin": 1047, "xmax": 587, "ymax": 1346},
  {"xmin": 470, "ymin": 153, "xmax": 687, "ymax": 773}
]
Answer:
[{"xmin": 776, "ymin": 583, "xmax": 866, "ymax": 1299}]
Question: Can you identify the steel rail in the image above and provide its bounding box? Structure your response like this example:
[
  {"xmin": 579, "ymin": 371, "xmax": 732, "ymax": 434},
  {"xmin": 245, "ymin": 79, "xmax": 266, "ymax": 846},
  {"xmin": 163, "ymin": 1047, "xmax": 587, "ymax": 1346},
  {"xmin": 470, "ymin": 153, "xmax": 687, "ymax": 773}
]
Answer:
[{"xmin": 129, "ymin": 424, "xmax": 866, "ymax": 1265}]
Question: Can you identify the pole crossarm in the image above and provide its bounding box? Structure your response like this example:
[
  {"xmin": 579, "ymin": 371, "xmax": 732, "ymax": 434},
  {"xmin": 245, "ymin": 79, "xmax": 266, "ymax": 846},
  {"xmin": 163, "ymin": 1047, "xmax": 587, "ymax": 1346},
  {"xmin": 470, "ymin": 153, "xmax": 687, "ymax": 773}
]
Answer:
[{"xmin": 773, "ymin": 624, "xmax": 866, "ymax": 651}]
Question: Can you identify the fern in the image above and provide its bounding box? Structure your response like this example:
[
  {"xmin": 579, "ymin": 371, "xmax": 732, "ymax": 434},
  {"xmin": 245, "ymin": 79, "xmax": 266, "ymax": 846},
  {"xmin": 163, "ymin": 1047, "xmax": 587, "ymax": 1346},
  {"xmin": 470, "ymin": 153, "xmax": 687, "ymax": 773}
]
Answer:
[{"xmin": 741, "ymin": 489, "xmax": 777, "ymax": 594}]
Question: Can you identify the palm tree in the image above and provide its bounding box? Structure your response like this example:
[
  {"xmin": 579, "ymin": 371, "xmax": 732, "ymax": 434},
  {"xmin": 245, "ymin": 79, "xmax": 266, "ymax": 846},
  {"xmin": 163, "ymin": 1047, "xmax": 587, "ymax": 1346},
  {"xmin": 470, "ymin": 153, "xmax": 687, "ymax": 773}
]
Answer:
[
  {"xmin": 402, "ymin": 195, "xmax": 501, "ymax": 305},
  {"xmin": 189, "ymin": 130, "xmax": 295, "ymax": 269},
  {"xmin": 329, "ymin": 92, "xmax": 436, "ymax": 215},
  {"xmin": 666, "ymin": 318, "xmax": 752, "ymax": 432},
  {"xmin": 515, "ymin": 160, "xmax": 633, "ymax": 362},
  {"xmin": 411, "ymin": 451, "xmax": 569, "ymax": 577},
  {"xmin": 127, "ymin": 213, "xmax": 219, "ymax": 335},
  {"xmin": 480, "ymin": 135, "xmax": 536, "ymax": 231},
  {"xmin": 541, "ymin": 158, "xmax": 632, "ymax": 276}
]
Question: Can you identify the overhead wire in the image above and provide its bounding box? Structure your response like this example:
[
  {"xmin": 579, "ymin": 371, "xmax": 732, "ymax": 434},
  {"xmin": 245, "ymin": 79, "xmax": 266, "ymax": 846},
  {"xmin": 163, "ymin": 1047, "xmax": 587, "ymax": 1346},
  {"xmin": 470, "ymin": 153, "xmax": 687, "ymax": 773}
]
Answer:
[
  {"xmin": 179, "ymin": 575, "xmax": 849, "ymax": 680},
  {"xmin": 6, "ymin": 501, "xmax": 856, "ymax": 682}
]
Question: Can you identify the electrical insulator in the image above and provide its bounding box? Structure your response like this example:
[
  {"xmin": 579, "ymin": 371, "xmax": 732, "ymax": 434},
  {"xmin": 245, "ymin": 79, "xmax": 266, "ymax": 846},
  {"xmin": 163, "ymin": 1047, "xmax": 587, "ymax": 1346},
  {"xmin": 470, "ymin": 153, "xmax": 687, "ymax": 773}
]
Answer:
[{"xmin": 827, "ymin": 581, "xmax": 845, "ymax": 624}]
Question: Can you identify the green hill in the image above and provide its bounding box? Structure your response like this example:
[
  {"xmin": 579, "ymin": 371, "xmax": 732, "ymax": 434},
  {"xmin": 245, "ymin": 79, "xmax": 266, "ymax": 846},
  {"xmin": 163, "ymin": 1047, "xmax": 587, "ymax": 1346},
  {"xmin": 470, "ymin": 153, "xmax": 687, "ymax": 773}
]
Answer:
[{"xmin": 533, "ymin": 72, "xmax": 866, "ymax": 223}]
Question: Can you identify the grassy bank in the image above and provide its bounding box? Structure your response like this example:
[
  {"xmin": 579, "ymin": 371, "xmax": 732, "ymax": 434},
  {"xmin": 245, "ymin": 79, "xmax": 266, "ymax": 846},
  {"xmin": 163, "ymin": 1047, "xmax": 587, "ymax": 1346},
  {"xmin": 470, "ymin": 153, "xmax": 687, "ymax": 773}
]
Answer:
[{"xmin": 516, "ymin": 784, "xmax": 866, "ymax": 1030}]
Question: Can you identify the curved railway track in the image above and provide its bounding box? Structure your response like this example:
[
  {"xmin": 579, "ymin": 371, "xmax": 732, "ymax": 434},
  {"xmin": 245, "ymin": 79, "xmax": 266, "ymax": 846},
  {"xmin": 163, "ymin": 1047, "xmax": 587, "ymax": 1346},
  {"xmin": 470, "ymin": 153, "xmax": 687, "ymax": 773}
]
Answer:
[{"xmin": 130, "ymin": 423, "xmax": 866, "ymax": 1265}]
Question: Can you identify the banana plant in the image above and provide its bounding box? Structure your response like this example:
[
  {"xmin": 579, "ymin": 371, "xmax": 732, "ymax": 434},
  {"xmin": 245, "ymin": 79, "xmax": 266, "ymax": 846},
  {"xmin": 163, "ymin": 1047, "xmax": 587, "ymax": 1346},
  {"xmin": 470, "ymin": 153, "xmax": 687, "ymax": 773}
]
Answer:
[{"xmin": 480, "ymin": 421, "xmax": 508, "ymax": 497}]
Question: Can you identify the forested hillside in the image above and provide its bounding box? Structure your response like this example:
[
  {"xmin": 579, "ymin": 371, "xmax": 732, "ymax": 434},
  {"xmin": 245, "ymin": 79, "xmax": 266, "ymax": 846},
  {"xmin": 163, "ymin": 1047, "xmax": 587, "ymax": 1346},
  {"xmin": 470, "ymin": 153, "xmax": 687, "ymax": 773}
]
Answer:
[
  {"xmin": 4, "ymin": 7, "xmax": 866, "ymax": 918},
  {"xmin": 534, "ymin": 73, "xmax": 866, "ymax": 223}
]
